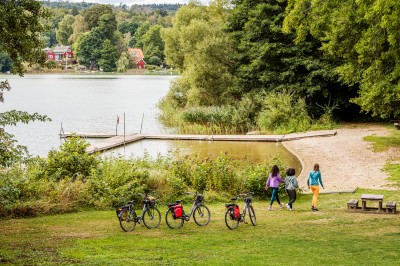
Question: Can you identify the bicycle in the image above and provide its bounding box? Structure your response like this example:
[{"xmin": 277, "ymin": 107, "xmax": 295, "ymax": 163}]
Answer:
[
  {"xmin": 165, "ymin": 192, "xmax": 211, "ymax": 229},
  {"xmin": 224, "ymin": 192, "xmax": 256, "ymax": 230},
  {"xmin": 116, "ymin": 193, "xmax": 161, "ymax": 232}
]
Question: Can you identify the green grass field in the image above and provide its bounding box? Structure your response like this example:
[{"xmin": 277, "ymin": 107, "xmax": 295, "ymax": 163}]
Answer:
[{"xmin": 1, "ymin": 189, "xmax": 400, "ymax": 265}]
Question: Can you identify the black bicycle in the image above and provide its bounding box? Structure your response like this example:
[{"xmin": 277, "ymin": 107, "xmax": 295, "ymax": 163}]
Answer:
[
  {"xmin": 116, "ymin": 193, "xmax": 161, "ymax": 232},
  {"xmin": 224, "ymin": 192, "xmax": 256, "ymax": 230},
  {"xmin": 165, "ymin": 192, "xmax": 210, "ymax": 229}
]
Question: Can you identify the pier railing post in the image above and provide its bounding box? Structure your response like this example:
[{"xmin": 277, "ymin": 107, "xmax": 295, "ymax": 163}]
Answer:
[
  {"xmin": 140, "ymin": 113, "xmax": 144, "ymax": 134},
  {"xmin": 123, "ymin": 112, "xmax": 126, "ymax": 148}
]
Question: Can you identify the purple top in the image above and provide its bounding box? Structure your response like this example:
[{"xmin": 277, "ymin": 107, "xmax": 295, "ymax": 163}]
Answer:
[{"xmin": 266, "ymin": 173, "xmax": 284, "ymax": 188}]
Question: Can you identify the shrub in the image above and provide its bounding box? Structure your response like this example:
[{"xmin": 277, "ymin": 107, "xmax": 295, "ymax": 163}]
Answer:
[
  {"xmin": 44, "ymin": 137, "xmax": 99, "ymax": 181},
  {"xmin": 88, "ymin": 156, "xmax": 149, "ymax": 208},
  {"xmin": 257, "ymin": 91, "xmax": 312, "ymax": 133}
]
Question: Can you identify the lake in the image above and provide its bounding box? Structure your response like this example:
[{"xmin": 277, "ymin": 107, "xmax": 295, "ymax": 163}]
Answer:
[{"xmin": 0, "ymin": 74, "xmax": 301, "ymax": 170}]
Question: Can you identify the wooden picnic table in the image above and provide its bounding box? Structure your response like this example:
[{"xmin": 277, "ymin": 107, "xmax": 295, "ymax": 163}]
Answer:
[
  {"xmin": 361, "ymin": 194, "xmax": 384, "ymax": 211},
  {"xmin": 390, "ymin": 119, "xmax": 400, "ymax": 129}
]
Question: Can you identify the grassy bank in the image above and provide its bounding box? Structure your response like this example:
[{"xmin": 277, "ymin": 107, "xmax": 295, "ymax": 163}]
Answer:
[
  {"xmin": 1, "ymin": 189, "xmax": 399, "ymax": 265},
  {"xmin": 364, "ymin": 126, "xmax": 400, "ymax": 185}
]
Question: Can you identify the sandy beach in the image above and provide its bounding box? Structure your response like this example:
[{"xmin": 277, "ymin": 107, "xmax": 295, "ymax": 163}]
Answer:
[{"xmin": 283, "ymin": 124, "xmax": 399, "ymax": 192}]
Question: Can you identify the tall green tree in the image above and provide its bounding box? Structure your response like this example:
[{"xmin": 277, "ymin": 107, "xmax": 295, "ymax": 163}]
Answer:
[
  {"xmin": 284, "ymin": 0, "xmax": 400, "ymax": 118},
  {"xmin": 228, "ymin": 0, "xmax": 348, "ymax": 117},
  {"xmin": 98, "ymin": 13, "xmax": 118, "ymax": 40},
  {"xmin": 162, "ymin": 1, "xmax": 237, "ymax": 107},
  {"xmin": 98, "ymin": 39, "xmax": 119, "ymax": 72},
  {"xmin": 0, "ymin": 0, "xmax": 51, "ymax": 164},
  {"xmin": 142, "ymin": 25, "xmax": 165, "ymax": 61},
  {"xmin": 69, "ymin": 15, "xmax": 89, "ymax": 44},
  {"xmin": 0, "ymin": 0, "xmax": 49, "ymax": 74},
  {"xmin": 75, "ymin": 28, "xmax": 105, "ymax": 69},
  {"xmin": 56, "ymin": 14, "xmax": 75, "ymax": 45},
  {"xmin": 83, "ymin": 4, "xmax": 113, "ymax": 30}
]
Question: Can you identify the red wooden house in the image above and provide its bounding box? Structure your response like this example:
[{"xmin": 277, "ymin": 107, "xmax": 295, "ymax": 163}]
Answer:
[
  {"xmin": 44, "ymin": 46, "xmax": 74, "ymax": 61},
  {"xmin": 128, "ymin": 48, "xmax": 146, "ymax": 69}
]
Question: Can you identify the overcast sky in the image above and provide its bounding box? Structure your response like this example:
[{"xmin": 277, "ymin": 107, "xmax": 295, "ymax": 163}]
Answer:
[{"xmin": 67, "ymin": 0, "xmax": 210, "ymax": 5}]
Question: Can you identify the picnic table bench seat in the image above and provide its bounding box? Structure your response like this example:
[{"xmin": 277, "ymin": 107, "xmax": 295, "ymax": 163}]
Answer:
[
  {"xmin": 347, "ymin": 199, "xmax": 359, "ymax": 210},
  {"xmin": 386, "ymin": 201, "xmax": 397, "ymax": 214}
]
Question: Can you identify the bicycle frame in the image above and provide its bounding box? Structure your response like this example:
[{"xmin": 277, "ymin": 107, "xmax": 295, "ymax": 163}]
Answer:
[{"xmin": 127, "ymin": 195, "xmax": 153, "ymax": 222}]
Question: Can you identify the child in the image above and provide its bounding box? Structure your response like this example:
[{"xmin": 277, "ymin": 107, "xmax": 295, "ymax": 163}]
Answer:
[
  {"xmin": 284, "ymin": 168, "xmax": 299, "ymax": 211},
  {"xmin": 265, "ymin": 165, "xmax": 285, "ymax": 211},
  {"xmin": 307, "ymin": 163, "xmax": 324, "ymax": 211}
]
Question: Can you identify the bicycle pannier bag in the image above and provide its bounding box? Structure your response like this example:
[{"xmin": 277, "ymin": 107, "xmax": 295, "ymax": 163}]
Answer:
[
  {"xmin": 174, "ymin": 204, "xmax": 183, "ymax": 218},
  {"xmin": 233, "ymin": 204, "xmax": 240, "ymax": 219}
]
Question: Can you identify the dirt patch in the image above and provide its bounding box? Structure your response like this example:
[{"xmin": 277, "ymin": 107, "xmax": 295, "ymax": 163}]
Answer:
[{"xmin": 283, "ymin": 124, "xmax": 399, "ymax": 192}]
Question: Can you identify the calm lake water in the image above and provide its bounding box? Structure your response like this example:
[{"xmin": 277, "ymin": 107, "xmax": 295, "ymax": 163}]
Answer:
[{"xmin": 1, "ymin": 74, "xmax": 301, "ymax": 170}]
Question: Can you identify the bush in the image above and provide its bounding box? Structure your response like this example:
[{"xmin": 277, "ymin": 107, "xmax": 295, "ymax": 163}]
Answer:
[
  {"xmin": 147, "ymin": 55, "xmax": 162, "ymax": 66},
  {"xmin": 257, "ymin": 91, "xmax": 312, "ymax": 133},
  {"xmin": 88, "ymin": 156, "xmax": 149, "ymax": 208},
  {"xmin": 44, "ymin": 137, "xmax": 99, "ymax": 181},
  {"xmin": 45, "ymin": 60, "xmax": 57, "ymax": 69}
]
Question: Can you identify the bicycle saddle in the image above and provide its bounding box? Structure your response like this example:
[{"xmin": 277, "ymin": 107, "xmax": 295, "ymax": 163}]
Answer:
[{"xmin": 225, "ymin": 203, "xmax": 236, "ymax": 207}]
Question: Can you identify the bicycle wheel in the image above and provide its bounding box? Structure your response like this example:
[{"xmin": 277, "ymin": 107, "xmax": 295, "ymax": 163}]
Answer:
[
  {"xmin": 119, "ymin": 209, "xmax": 136, "ymax": 232},
  {"xmin": 248, "ymin": 205, "xmax": 256, "ymax": 226},
  {"xmin": 193, "ymin": 204, "xmax": 210, "ymax": 226},
  {"xmin": 165, "ymin": 207, "xmax": 184, "ymax": 229},
  {"xmin": 224, "ymin": 208, "xmax": 239, "ymax": 230},
  {"xmin": 143, "ymin": 206, "xmax": 161, "ymax": 229}
]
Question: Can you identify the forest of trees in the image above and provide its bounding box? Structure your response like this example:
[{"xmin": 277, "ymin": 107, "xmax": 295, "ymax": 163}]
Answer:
[
  {"xmin": 0, "ymin": 1, "xmax": 178, "ymax": 73},
  {"xmin": 159, "ymin": 0, "xmax": 400, "ymax": 134}
]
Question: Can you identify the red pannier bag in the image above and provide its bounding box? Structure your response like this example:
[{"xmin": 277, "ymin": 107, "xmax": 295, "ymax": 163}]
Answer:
[
  {"xmin": 173, "ymin": 204, "xmax": 183, "ymax": 218},
  {"xmin": 233, "ymin": 204, "xmax": 240, "ymax": 219}
]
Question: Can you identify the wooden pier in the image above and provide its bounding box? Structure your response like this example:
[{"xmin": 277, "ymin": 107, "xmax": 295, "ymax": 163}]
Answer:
[{"xmin": 62, "ymin": 130, "xmax": 337, "ymax": 154}]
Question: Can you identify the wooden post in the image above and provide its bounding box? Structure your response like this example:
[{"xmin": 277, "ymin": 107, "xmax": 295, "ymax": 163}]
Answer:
[
  {"xmin": 116, "ymin": 115, "xmax": 119, "ymax": 136},
  {"xmin": 140, "ymin": 113, "xmax": 144, "ymax": 134},
  {"xmin": 123, "ymin": 112, "xmax": 126, "ymax": 148}
]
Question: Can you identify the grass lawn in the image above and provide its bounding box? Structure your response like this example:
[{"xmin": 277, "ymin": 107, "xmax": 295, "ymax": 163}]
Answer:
[{"xmin": 1, "ymin": 189, "xmax": 400, "ymax": 265}]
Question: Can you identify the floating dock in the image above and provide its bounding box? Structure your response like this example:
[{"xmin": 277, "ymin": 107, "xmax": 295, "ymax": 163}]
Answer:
[{"xmin": 61, "ymin": 130, "xmax": 337, "ymax": 154}]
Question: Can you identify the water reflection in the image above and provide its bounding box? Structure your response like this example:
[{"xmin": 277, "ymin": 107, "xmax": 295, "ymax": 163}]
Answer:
[{"xmin": 104, "ymin": 139, "xmax": 302, "ymax": 171}]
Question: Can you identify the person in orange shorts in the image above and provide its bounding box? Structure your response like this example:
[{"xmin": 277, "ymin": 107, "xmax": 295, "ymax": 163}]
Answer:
[{"xmin": 307, "ymin": 163, "xmax": 324, "ymax": 211}]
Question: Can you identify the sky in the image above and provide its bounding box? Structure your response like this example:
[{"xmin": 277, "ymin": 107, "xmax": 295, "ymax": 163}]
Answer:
[{"xmin": 66, "ymin": 0, "xmax": 210, "ymax": 5}]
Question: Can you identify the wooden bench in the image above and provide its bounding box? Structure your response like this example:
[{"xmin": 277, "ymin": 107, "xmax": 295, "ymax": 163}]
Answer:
[
  {"xmin": 347, "ymin": 199, "xmax": 359, "ymax": 210},
  {"xmin": 386, "ymin": 201, "xmax": 397, "ymax": 214},
  {"xmin": 361, "ymin": 194, "xmax": 384, "ymax": 212}
]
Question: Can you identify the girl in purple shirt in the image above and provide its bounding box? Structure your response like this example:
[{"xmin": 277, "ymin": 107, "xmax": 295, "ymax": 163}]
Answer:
[{"xmin": 265, "ymin": 165, "xmax": 285, "ymax": 211}]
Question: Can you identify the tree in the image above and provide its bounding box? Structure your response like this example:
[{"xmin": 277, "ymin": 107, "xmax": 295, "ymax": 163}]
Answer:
[
  {"xmin": 228, "ymin": 0, "xmax": 348, "ymax": 117},
  {"xmin": 134, "ymin": 22, "xmax": 151, "ymax": 49},
  {"xmin": 284, "ymin": 0, "xmax": 400, "ymax": 118},
  {"xmin": 117, "ymin": 52, "xmax": 130, "ymax": 72},
  {"xmin": 0, "ymin": 0, "xmax": 51, "ymax": 165},
  {"xmin": 56, "ymin": 14, "xmax": 75, "ymax": 45},
  {"xmin": 0, "ymin": 0, "xmax": 49, "ymax": 75},
  {"xmin": 98, "ymin": 13, "xmax": 118, "ymax": 40},
  {"xmin": 98, "ymin": 40, "xmax": 119, "ymax": 72},
  {"xmin": 162, "ymin": 1, "xmax": 237, "ymax": 107},
  {"xmin": 142, "ymin": 25, "xmax": 165, "ymax": 61},
  {"xmin": 75, "ymin": 28, "xmax": 105, "ymax": 69},
  {"xmin": 0, "ymin": 52, "xmax": 12, "ymax": 73},
  {"xmin": 83, "ymin": 4, "xmax": 114, "ymax": 30},
  {"xmin": 69, "ymin": 15, "xmax": 88, "ymax": 44}
]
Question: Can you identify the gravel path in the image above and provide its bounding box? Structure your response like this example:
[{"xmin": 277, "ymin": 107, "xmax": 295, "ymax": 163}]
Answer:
[{"xmin": 283, "ymin": 124, "xmax": 398, "ymax": 192}]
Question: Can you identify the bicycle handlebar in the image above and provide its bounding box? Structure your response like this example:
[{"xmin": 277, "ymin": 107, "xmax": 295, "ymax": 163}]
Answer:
[{"xmin": 235, "ymin": 192, "xmax": 254, "ymax": 198}]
